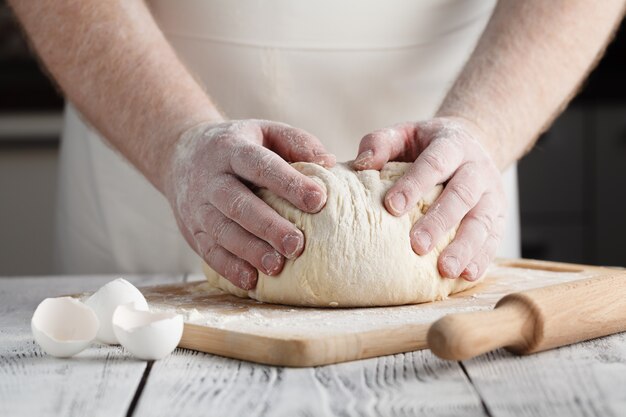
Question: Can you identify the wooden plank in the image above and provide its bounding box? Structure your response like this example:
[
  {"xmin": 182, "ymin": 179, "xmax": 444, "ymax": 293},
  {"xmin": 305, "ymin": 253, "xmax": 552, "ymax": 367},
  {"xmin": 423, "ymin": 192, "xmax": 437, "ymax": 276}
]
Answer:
[
  {"xmin": 462, "ymin": 332, "xmax": 626, "ymax": 417},
  {"xmin": 0, "ymin": 274, "xmax": 182, "ymax": 417},
  {"xmin": 133, "ymin": 349, "xmax": 487, "ymax": 417}
]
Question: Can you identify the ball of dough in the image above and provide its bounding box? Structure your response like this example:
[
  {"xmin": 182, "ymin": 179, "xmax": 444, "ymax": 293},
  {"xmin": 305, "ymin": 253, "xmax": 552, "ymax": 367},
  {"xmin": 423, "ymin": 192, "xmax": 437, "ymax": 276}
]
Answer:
[{"xmin": 203, "ymin": 162, "xmax": 479, "ymax": 307}]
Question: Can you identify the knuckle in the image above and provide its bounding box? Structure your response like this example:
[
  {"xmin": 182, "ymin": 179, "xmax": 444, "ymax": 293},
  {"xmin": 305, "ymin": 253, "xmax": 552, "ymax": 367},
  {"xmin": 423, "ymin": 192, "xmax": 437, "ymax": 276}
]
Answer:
[
  {"xmin": 246, "ymin": 239, "xmax": 273, "ymax": 262},
  {"xmin": 224, "ymin": 259, "xmax": 242, "ymax": 282},
  {"xmin": 224, "ymin": 191, "xmax": 249, "ymax": 220},
  {"xmin": 447, "ymin": 182, "xmax": 478, "ymax": 208},
  {"xmin": 196, "ymin": 202, "xmax": 217, "ymax": 225},
  {"xmin": 424, "ymin": 209, "xmax": 448, "ymax": 235},
  {"xmin": 207, "ymin": 180, "xmax": 231, "ymax": 206},
  {"xmin": 246, "ymin": 151, "xmax": 283, "ymax": 186},
  {"xmin": 284, "ymin": 174, "xmax": 305, "ymax": 197},
  {"xmin": 236, "ymin": 142, "xmax": 258, "ymax": 163},
  {"xmin": 258, "ymin": 215, "xmax": 282, "ymax": 242},
  {"xmin": 421, "ymin": 152, "xmax": 448, "ymax": 176},
  {"xmin": 285, "ymin": 128, "xmax": 310, "ymax": 147},
  {"xmin": 394, "ymin": 174, "xmax": 423, "ymax": 201},
  {"xmin": 206, "ymin": 174, "xmax": 238, "ymax": 207},
  {"xmin": 228, "ymin": 142, "xmax": 254, "ymax": 170},
  {"xmin": 469, "ymin": 211, "xmax": 495, "ymax": 234},
  {"xmin": 401, "ymin": 172, "xmax": 422, "ymax": 192},
  {"xmin": 210, "ymin": 218, "xmax": 233, "ymax": 243},
  {"xmin": 210, "ymin": 133, "xmax": 234, "ymax": 153},
  {"xmin": 203, "ymin": 243, "xmax": 221, "ymax": 266},
  {"xmin": 257, "ymin": 153, "xmax": 277, "ymax": 180},
  {"xmin": 449, "ymin": 239, "xmax": 473, "ymax": 258},
  {"xmin": 244, "ymin": 238, "xmax": 263, "ymax": 255}
]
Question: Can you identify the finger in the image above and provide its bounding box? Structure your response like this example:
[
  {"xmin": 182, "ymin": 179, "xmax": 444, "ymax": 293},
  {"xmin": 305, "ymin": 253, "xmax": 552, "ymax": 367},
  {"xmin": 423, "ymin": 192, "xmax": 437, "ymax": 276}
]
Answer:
[
  {"xmin": 438, "ymin": 192, "xmax": 500, "ymax": 278},
  {"xmin": 208, "ymin": 175, "xmax": 306, "ymax": 259},
  {"xmin": 353, "ymin": 123, "xmax": 417, "ymax": 170},
  {"xmin": 230, "ymin": 143, "xmax": 327, "ymax": 213},
  {"xmin": 460, "ymin": 215, "xmax": 505, "ymax": 281},
  {"xmin": 385, "ymin": 139, "xmax": 465, "ymax": 216},
  {"xmin": 193, "ymin": 230, "xmax": 257, "ymax": 290},
  {"xmin": 409, "ymin": 162, "xmax": 484, "ymax": 256},
  {"xmin": 258, "ymin": 121, "xmax": 336, "ymax": 167},
  {"xmin": 197, "ymin": 203, "xmax": 285, "ymax": 276}
]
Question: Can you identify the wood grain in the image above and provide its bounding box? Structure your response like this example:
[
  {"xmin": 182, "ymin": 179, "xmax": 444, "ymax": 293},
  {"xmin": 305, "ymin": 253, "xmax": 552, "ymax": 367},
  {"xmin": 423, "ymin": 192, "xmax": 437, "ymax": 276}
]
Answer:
[
  {"xmin": 133, "ymin": 349, "xmax": 487, "ymax": 417},
  {"xmin": 0, "ymin": 274, "xmax": 182, "ymax": 417},
  {"xmin": 463, "ymin": 333, "xmax": 626, "ymax": 417}
]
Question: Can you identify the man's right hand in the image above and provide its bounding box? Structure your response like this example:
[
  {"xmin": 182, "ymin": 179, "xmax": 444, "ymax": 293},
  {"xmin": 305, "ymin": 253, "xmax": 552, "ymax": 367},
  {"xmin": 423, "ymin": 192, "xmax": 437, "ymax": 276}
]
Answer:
[{"xmin": 164, "ymin": 120, "xmax": 336, "ymax": 290}]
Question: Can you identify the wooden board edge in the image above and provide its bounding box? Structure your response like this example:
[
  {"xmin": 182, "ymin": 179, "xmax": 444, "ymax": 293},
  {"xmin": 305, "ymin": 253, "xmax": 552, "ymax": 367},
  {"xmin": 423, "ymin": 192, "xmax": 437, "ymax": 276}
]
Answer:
[
  {"xmin": 494, "ymin": 257, "xmax": 614, "ymax": 274},
  {"xmin": 178, "ymin": 322, "xmax": 429, "ymax": 367}
]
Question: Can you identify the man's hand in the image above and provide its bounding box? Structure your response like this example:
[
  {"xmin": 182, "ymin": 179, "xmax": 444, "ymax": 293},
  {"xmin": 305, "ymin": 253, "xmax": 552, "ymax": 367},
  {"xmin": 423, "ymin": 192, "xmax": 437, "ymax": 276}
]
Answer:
[
  {"xmin": 353, "ymin": 117, "xmax": 506, "ymax": 282},
  {"xmin": 165, "ymin": 120, "xmax": 336, "ymax": 290}
]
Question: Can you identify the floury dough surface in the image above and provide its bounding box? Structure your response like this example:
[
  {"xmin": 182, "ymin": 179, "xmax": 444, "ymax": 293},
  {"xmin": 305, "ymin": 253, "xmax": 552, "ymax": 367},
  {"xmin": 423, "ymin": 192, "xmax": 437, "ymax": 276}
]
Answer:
[{"xmin": 203, "ymin": 162, "xmax": 479, "ymax": 307}]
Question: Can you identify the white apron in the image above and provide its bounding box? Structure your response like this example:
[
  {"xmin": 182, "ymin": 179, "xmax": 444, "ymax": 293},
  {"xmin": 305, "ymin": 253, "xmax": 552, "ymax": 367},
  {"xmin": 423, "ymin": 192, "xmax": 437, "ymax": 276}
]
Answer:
[{"xmin": 55, "ymin": 0, "xmax": 520, "ymax": 274}]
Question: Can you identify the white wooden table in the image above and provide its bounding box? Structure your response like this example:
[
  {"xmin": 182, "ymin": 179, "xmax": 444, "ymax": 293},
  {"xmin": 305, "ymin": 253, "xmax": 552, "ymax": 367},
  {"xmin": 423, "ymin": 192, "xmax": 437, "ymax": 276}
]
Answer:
[{"xmin": 2, "ymin": 274, "xmax": 626, "ymax": 417}]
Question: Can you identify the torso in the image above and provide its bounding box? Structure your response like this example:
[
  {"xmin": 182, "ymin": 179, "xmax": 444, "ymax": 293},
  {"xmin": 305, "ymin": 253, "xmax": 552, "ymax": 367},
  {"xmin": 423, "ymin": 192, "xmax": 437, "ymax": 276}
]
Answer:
[{"xmin": 56, "ymin": 0, "xmax": 519, "ymax": 274}]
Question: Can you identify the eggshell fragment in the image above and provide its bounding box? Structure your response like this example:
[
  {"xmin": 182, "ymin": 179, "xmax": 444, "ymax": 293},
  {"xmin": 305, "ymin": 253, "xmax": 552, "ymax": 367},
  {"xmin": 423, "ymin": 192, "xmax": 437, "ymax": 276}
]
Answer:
[
  {"xmin": 112, "ymin": 304, "xmax": 183, "ymax": 360},
  {"xmin": 31, "ymin": 297, "xmax": 99, "ymax": 358},
  {"xmin": 86, "ymin": 278, "xmax": 149, "ymax": 344}
]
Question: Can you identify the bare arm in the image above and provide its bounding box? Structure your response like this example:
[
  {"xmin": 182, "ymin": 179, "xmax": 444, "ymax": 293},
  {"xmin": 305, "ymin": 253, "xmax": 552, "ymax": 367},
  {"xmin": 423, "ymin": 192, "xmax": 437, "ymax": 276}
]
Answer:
[
  {"xmin": 354, "ymin": 0, "xmax": 626, "ymax": 281},
  {"xmin": 9, "ymin": 0, "xmax": 335, "ymax": 286},
  {"xmin": 9, "ymin": 0, "xmax": 219, "ymax": 191},
  {"xmin": 438, "ymin": 0, "xmax": 626, "ymax": 169}
]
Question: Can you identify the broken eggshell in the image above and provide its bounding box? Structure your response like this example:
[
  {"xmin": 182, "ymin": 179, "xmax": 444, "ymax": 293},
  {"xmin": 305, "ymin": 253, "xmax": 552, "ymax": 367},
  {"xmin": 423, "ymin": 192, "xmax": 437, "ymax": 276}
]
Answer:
[
  {"xmin": 86, "ymin": 278, "xmax": 149, "ymax": 344},
  {"xmin": 112, "ymin": 303, "xmax": 183, "ymax": 360},
  {"xmin": 31, "ymin": 297, "xmax": 100, "ymax": 358}
]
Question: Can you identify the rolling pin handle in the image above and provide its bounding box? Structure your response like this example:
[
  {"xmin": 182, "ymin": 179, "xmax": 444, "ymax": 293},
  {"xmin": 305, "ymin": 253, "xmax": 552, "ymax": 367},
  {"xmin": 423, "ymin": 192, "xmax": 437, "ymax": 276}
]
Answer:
[{"xmin": 427, "ymin": 302, "xmax": 534, "ymax": 361}]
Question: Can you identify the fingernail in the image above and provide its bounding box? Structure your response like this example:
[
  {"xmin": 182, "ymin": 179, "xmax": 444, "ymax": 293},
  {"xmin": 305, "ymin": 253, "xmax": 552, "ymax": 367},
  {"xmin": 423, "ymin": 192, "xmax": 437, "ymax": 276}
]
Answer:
[
  {"xmin": 388, "ymin": 192, "xmax": 407, "ymax": 214},
  {"xmin": 238, "ymin": 269, "xmax": 256, "ymax": 290},
  {"xmin": 261, "ymin": 251, "xmax": 282, "ymax": 275},
  {"xmin": 353, "ymin": 150, "xmax": 374, "ymax": 168},
  {"xmin": 282, "ymin": 233, "xmax": 304, "ymax": 259},
  {"xmin": 412, "ymin": 230, "xmax": 432, "ymax": 253},
  {"xmin": 462, "ymin": 263, "xmax": 479, "ymax": 281},
  {"xmin": 442, "ymin": 256, "xmax": 460, "ymax": 278},
  {"xmin": 303, "ymin": 190, "xmax": 325, "ymax": 212}
]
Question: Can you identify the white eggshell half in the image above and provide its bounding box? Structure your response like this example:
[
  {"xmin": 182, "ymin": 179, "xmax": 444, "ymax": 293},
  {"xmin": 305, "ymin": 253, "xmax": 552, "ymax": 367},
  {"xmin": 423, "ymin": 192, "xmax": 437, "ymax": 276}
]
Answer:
[
  {"xmin": 112, "ymin": 304, "xmax": 183, "ymax": 360},
  {"xmin": 31, "ymin": 297, "xmax": 100, "ymax": 358},
  {"xmin": 86, "ymin": 278, "xmax": 149, "ymax": 345}
]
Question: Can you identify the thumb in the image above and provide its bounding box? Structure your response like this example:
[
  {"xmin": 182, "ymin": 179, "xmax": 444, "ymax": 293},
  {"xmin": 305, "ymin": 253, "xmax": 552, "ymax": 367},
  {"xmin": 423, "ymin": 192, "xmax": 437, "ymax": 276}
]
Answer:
[
  {"xmin": 353, "ymin": 123, "xmax": 418, "ymax": 170},
  {"xmin": 259, "ymin": 121, "xmax": 336, "ymax": 168}
]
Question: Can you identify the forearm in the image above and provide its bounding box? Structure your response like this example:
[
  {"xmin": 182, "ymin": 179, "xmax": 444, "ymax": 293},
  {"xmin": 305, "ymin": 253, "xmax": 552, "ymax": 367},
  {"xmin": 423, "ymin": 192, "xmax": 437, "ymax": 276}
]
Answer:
[
  {"xmin": 437, "ymin": 0, "xmax": 626, "ymax": 169},
  {"xmin": 8, "ymin": 0, "xmax": 222, "ymax": 191}
]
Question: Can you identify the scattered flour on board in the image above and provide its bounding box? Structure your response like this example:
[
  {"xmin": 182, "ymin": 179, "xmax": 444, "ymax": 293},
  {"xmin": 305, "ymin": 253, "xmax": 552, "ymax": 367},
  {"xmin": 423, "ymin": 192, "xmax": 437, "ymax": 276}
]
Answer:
[{"xmin": 147, "ymin": 265, "xmax": 594, "ymax": 338}]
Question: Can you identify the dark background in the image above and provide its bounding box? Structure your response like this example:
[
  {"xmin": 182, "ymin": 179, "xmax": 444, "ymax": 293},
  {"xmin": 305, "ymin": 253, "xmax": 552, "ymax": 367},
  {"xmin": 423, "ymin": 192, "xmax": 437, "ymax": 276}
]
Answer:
[
  {"xmin": 0, "ymin": 5, "xmax": 625, "ymax": 274},
  {"xmin": 518, "ymin": 20, "xmax": 626, "ymax": 266}
]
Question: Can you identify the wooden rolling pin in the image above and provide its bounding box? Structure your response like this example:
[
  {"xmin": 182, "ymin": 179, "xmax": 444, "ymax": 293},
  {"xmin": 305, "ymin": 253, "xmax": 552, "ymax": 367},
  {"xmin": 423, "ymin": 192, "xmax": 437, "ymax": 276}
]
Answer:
[{"xmin": 427, "ymin": 273, "xmax": 626, "ymax": 360}]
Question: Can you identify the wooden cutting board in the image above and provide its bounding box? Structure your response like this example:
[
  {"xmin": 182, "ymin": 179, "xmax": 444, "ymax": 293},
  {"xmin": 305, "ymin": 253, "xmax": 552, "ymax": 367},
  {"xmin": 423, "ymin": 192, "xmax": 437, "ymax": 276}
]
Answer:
[{"xmin": 139, "ymin": 258, "xmax": 612, "ymax": 367}]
